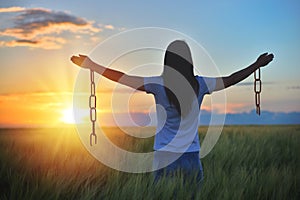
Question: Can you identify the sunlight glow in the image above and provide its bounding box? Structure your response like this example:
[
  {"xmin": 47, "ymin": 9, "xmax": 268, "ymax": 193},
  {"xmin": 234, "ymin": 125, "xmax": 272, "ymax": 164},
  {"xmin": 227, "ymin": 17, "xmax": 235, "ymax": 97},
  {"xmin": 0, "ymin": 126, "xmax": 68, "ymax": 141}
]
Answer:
[
  {"xmin": 61, "ymin": 108, "xmax": 76, "ymax": 124},
  {"xmin": 60, "ymin": 107, "xmax": 90, "ymax": 125}
]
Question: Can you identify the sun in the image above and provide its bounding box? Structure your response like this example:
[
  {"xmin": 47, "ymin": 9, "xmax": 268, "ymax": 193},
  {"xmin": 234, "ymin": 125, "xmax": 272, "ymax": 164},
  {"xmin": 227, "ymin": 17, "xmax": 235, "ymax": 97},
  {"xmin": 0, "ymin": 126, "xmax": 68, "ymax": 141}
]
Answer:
[{"xmin": 61, "ymin": 107, "xmax": 76, "ymax": 124}]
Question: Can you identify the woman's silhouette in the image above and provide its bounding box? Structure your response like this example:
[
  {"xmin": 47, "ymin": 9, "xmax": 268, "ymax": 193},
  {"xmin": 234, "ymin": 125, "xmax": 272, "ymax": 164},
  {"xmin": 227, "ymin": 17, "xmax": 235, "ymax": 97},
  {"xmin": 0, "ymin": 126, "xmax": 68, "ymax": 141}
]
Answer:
[{"xmin": 71, "ymin": 40, "xmax": 274, "ymax": 184}]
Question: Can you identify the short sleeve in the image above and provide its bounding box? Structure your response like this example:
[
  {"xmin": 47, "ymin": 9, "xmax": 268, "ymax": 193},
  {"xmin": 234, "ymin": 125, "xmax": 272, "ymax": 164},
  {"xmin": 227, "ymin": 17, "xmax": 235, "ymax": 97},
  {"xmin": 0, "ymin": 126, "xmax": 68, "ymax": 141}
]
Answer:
[
  {"xmin": 144, "ymin": 76, "xmax": 162, "ymax": 94},
  {"xmin": 196, "ymin": 76, "xmax": 216, "ymax": 95}
]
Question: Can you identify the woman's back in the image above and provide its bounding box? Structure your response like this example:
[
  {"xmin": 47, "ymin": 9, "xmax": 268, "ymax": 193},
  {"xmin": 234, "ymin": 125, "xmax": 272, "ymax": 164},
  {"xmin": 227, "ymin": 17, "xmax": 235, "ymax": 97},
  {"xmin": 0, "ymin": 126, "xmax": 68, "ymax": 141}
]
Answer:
[{"xmin": 144, "ymin": 75, "xmax": 216, "ymax": 153}]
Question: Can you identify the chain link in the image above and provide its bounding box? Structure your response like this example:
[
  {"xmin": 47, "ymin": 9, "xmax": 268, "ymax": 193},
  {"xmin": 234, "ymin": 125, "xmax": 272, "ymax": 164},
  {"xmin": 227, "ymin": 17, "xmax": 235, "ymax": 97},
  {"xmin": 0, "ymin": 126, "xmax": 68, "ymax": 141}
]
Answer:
[
  {"xmin": 254, "ymin": 68, "xmax": 261, "ymax": 115},
  {"xmin": 89, "ymin": 70, "xmax": 97, "ymax": 146}
]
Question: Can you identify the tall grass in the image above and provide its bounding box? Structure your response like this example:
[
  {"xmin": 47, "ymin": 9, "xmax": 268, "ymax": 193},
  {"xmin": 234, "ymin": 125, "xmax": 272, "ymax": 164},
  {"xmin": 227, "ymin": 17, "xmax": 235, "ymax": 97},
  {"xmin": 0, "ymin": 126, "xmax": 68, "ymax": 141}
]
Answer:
[{"xmin": 0, "ymin": 125, "xmax": 299, "ymax": 199}]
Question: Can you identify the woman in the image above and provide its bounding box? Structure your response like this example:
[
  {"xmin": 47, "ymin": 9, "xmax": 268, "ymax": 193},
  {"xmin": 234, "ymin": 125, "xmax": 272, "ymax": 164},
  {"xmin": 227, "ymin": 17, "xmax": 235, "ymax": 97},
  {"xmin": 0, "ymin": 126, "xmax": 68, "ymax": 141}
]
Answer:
[{"xmin": 71, "ymin": 40, "xmax": 274, "ymax": 184}]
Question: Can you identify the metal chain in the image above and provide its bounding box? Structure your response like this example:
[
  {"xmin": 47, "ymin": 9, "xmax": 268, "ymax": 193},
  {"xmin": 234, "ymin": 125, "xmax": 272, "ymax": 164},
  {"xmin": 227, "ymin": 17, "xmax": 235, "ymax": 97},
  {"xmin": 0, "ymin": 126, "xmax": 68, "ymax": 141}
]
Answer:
[
  {"xmin": 89, "ymin": 70, "xmax": 97, "ymax": 146},
  {"xmin": 254, "ymin": 68, "xmax": 261, "ymax": 115}
]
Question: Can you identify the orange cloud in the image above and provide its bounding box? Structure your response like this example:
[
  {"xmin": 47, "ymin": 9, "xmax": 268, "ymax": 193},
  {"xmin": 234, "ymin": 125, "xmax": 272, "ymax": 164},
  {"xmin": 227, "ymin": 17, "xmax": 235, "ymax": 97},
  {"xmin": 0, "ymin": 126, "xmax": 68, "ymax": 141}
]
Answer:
[
  {"xmin": 3, "ymin": 36, "xmax": 66, "ymax": 49},
  {"xmin": 0, "ymin": 91, "xmax": 258, "ymax": 128},
  {"xmin": 0, "ymin": 7, "xmax": 25, "ymax": 13},
  {"xmin": 104, "ymin": 24, "xmax": 115, "ymax": 30},
  {"xmin": 0, "ymin": 92, "xmax": 79, "ymax": 127},
  {"xmin": 201, "ymin": 102, "xmax": 252, "ymax": 114}
]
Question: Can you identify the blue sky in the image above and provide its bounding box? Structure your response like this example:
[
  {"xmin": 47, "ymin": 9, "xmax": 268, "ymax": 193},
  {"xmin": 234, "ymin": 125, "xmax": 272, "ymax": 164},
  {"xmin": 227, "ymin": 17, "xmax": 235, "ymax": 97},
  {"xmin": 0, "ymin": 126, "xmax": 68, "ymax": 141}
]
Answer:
[
  {"xmin": 0, "ymin": 0, "xmax": 299, "ymax": 126},
  {"xmin": 1, "ymin": 0, "xmax": 298, "ymax": 81}
]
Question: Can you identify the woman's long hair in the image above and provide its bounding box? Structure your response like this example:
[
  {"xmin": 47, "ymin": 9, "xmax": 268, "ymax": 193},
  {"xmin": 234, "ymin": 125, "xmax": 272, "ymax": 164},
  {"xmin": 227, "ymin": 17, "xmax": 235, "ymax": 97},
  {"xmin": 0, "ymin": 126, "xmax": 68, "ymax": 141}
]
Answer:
[{"xmin": 162, "ymin": 40, "xmax": 199, "ymax": 117}]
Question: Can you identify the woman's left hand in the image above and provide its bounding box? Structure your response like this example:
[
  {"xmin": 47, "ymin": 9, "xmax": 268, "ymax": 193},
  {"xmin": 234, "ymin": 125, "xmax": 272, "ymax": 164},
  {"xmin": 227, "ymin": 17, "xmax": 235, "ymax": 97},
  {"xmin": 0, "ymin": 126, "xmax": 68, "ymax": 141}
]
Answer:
[{"xmin": 70, "ymin": 54, "xmax": 94, "ymax": 69}]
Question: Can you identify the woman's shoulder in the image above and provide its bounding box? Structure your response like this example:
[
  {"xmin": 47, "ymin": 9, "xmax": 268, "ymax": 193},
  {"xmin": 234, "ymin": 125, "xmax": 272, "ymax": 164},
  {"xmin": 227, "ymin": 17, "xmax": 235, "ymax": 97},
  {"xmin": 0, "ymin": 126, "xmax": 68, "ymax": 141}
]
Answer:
[
  {"xmin": 144, "ymin": 76, "xmax": 163, "ymax": 84},
  {"xmin": 144, "ymin": 76, "xmax": 164, "ymax": 94},
  {"xmin": 195, "ymin": 75, "xmax": 217, "ymax": 95},
  {"xmin": 194, "ymin": 75, "xmax": 203, "ymax": 82}
]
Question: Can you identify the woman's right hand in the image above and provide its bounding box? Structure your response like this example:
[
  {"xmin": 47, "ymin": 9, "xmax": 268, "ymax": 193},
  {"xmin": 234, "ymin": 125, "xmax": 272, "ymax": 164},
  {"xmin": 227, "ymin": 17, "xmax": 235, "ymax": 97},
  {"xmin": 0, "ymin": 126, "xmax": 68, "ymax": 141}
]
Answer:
[{"xmin": 70, "ymin": 54, "xmax": 95, "ymax": 69}]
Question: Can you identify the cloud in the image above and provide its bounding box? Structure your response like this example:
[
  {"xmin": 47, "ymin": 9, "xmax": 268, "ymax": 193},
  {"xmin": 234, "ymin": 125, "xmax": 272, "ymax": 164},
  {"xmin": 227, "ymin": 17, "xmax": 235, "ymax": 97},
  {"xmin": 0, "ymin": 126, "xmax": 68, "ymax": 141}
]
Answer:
[
  {"xmin": 2, "ymin": 36, "xmax": 66, "ymax": 49},
  {"xmin": 1, "ymin": 91, "xmax": 300, "ymax": 127},
  {"xmin": 287, "ymin": 86, "xmax": 300, "ymax": 90},
  {"xmin": 220, "ymin": 110, "xmax": 300, "ymax": 125},
  {"xmin": 104, "ymin": 24, "xmax": 114, "ymax": 30},
  {"xmin": 0, "ymin": 7, "xmax": 101, "ymax": 49},
  {"xmin": 0, "ymin": 6, "xmax": 25, "ymax": 13},
  {"xmin": 236, "ymin": 81, "xmax": 274, "ymax": 86}
]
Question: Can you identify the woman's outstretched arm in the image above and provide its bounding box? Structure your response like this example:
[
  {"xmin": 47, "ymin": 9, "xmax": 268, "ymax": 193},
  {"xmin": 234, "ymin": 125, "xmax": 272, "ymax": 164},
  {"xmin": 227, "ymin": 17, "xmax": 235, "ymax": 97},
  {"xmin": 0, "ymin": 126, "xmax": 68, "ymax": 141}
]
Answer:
[
  {"xmin": 71, "ymin": 54, "xmax": 145, "ymax": 91},
  {"xmin": 214, "ymin": 53, "xmax": 274, "ymax": 91}
]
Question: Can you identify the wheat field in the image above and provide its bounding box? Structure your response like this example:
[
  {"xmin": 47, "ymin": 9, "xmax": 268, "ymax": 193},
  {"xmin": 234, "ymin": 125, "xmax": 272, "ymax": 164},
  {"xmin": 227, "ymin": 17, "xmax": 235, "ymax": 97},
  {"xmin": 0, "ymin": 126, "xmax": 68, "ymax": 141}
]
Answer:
[{"xmin": 0, "ymin": 125, "xmax": 299, "ymax": 199}]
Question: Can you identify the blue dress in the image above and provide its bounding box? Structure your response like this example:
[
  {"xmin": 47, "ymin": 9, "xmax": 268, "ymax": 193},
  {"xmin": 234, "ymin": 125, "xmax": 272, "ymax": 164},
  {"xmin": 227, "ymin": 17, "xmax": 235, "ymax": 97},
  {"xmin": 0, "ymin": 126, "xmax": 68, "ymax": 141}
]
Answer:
[{"xmin": 144, "ymin": 75, "xmax": 216, "ymax": 183}]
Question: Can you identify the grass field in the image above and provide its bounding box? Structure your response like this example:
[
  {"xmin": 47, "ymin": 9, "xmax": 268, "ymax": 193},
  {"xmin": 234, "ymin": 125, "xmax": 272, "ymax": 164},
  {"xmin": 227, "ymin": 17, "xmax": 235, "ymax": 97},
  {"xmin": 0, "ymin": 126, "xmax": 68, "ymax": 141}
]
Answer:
[{"xmin": 0, "ymin": 125, "xmax": 299, "ymax": 199}]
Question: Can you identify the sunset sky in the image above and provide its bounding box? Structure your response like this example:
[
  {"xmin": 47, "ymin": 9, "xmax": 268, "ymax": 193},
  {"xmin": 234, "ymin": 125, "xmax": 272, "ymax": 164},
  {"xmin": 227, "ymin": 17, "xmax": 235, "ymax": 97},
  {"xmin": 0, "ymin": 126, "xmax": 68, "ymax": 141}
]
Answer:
[{"xmin": 0, "ymin": 0, "xmax": 299, "ymax": 127}]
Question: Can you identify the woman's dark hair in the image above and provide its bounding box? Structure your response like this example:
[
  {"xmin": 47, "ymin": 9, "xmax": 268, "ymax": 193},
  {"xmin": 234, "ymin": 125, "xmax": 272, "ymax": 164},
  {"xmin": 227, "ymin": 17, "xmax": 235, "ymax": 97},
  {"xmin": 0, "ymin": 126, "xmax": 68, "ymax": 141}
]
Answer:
[{"xmin": 162, "ymin": 40, "xmax": 199, "ymax": 117}]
